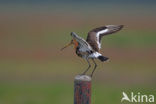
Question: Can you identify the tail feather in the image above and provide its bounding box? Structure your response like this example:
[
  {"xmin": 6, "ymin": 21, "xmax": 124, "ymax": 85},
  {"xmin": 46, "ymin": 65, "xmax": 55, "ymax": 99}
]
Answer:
[{"xmin": 98, "ymin": 56, "xmax": 109, "ymax": 62}]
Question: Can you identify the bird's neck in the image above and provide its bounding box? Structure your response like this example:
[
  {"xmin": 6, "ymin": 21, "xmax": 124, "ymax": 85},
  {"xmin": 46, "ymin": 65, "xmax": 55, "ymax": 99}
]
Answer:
[{"xmin": 73, "ymin": 39, "xmax": 79, "ymax": 50}]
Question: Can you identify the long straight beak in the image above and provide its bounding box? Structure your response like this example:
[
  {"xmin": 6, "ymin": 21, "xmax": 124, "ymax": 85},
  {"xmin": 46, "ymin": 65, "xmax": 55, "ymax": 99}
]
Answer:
[{"xmin": 60, "ymin": 42, "xmax": 72, "ymax": 51}]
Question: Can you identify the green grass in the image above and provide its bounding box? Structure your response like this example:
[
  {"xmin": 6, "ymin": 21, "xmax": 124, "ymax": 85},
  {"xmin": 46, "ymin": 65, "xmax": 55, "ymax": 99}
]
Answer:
[
  {"xmin": 0, "ymin": 83, "xmax": 72, "ymax": 104},
  {"xmin": 0, "ymin": 83, "xmax": 155, "ymax": 104}
]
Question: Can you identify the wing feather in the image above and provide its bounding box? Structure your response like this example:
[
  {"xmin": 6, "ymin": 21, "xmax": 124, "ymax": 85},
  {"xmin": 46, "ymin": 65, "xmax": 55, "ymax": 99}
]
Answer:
[
  {"xmin": 71, "ymin": 32, "xmax": 93, "ymax": 52},
  {"xmin": 86, "ymin": 25, "xmax": 123, "ymax": 51}
]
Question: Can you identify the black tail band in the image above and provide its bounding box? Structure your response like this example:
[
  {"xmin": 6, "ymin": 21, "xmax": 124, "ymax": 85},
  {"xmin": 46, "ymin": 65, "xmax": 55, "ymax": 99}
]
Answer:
[{"xmin": 98, "ymin": 56, "xmax": 109, "ymax": 62}]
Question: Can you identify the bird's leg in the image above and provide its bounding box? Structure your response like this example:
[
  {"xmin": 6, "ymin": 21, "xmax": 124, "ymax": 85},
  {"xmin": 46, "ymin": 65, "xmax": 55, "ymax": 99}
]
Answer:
[
  {"xmin": 81, "ymin": 59, "xmax": 91, "ymax": 75},
  {"xmin": 90, "ymin": 59, "xmax": 97, "ymax": 77}
]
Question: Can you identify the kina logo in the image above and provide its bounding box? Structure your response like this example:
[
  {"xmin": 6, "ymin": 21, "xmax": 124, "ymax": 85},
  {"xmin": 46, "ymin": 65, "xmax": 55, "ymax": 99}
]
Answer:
[{"xmin": 121, "ymin": 92, "xmax": 154, "ymax": 103}]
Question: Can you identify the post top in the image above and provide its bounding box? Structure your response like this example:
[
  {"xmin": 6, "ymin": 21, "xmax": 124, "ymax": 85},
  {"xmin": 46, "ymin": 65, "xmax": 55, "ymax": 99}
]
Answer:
[{"xmin": 74, "ymin": 75, "xmax": 91, "ymax": 81}]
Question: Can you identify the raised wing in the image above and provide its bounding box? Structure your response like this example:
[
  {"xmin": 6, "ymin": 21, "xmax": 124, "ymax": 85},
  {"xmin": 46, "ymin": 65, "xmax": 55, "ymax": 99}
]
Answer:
[
  {"xmin": 86, "ymin": 25, "xmax": 123, "ymax": 52},
  {"xmin": 71, "ymin": 32, "xmax": 93, "ymax": 52}
]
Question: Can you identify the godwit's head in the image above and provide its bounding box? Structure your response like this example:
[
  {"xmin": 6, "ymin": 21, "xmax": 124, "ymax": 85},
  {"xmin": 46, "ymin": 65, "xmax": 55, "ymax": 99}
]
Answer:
[{"xmin": 60, "ymin": 32, "xmax": 78, "ymax": 51}]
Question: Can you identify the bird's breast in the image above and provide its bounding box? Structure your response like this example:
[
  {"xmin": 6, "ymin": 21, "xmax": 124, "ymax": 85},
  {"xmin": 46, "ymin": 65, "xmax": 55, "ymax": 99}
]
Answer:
[
  {"xmin": 76, "ymin": 47, "xmax": 93, "ymax": 58},
  {"xmin": 75, "ymin": 47, "xmax": 83, "ymax": 57}
]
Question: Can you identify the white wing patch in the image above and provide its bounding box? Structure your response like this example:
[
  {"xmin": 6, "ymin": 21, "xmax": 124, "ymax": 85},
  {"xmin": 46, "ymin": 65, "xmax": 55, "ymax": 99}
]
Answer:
[{"xmin": 96, "ymin": 29, "xmax": 108, "ymax": 49}]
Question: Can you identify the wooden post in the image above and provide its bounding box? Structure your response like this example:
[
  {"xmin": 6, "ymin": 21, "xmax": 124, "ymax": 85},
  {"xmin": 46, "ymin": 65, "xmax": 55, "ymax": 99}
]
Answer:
[{"xmin": 74, "ymin": 75, "xmax": 91, "ymax": 104}]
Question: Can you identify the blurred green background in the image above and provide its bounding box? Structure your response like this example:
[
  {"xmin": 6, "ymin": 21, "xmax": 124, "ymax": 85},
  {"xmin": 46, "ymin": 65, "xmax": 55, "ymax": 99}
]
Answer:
[{"xmin": 0, "ymin": 0, "xmax": 156, "ymax": 104}]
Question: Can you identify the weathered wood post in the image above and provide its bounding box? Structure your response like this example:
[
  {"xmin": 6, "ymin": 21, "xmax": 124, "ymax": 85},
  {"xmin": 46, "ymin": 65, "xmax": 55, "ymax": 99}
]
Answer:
[{"xmin": 74, "ymin": 75, "xmax": 91, "ymax": 104}]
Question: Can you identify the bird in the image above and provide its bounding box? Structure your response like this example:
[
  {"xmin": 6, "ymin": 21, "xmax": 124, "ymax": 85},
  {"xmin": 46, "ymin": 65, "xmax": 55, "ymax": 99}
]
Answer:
[{"xmin": 61, "ymin": 25, "xmax": 124, "ymax": 77}]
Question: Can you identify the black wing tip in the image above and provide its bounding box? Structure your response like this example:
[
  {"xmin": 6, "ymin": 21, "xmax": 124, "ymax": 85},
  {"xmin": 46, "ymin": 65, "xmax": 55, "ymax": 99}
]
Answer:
[
  {"xmin": 107, "ymin": 25, "xmax": 124, "ymax": 29},
  {"xmin": 118, "ymin": 25, "xmax": 124, "ymax": 29},
  {"xmin": 115, "ymin": 25, "xmax": 124, "ymax": 31},
  {"xmin": 106, "ymin": 25, "xmax": 124, "ymax": 32},
  {"xmin": 89, "ymin": 25, "xmax": 124, "ymax": 33}
]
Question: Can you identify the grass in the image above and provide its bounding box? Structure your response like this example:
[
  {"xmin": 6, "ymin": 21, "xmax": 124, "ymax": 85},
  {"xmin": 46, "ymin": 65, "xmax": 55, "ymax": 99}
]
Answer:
[{"xmin": 0, "ymin": 83, "xmax": 155, "ymax": 104}]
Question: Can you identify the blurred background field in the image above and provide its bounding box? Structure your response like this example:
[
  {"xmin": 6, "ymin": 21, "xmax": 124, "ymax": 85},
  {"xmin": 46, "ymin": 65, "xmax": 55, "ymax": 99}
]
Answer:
[{"xmin": 0, "ymin": 0, "xmax": 156, "ymax": 104}]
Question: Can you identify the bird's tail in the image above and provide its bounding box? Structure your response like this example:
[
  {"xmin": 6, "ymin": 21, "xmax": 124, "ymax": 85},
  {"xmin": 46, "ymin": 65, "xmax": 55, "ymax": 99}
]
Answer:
[{"xmin": 98, "ymin": 56, "xmax": 109, "ymax": 62}]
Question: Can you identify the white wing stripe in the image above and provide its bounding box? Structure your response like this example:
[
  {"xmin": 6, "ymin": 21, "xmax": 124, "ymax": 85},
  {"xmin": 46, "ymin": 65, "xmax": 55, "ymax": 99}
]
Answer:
[{"xmin": 96, "ymin": 29, "xmax": 108, "ymax": 49}]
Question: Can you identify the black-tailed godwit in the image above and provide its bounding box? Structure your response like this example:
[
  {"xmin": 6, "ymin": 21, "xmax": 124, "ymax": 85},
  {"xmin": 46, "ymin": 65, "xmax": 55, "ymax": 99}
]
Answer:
[{"xmin": 61, "ymin": 25, "xmax": 123, "ymax": 77}]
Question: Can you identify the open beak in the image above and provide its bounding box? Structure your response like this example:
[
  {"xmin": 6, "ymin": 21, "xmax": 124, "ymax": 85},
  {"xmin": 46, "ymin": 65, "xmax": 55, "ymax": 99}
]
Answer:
[{"xmin": 60, "ymin": 41, "xmax": 72, "ymax": 51}]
